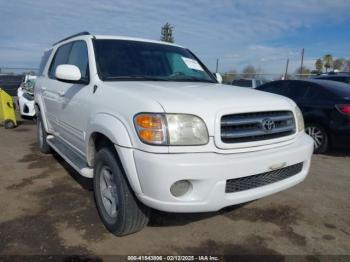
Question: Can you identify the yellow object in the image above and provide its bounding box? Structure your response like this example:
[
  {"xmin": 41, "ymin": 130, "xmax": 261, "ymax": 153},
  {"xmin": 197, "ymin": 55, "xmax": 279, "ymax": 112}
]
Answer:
[{"xmin": 0, "ymin": 88, "xmax": 17, "ymax": 129}]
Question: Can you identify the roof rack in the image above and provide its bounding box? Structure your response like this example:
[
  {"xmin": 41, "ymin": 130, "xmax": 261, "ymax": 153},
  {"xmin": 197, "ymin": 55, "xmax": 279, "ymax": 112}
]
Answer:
[{"xmin": 53, "ymin": 31, "xmax": 90, "ymax": 46}]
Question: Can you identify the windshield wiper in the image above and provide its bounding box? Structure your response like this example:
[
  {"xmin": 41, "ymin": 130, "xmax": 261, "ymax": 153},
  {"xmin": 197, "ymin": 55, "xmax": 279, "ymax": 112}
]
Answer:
[
  {"xmin": 168, "ymin": 76, "xmax": 215, "ymax": 83},
  {"xmin": 103, "ymin": 75, "xmax": 169, "ymax": 81}
]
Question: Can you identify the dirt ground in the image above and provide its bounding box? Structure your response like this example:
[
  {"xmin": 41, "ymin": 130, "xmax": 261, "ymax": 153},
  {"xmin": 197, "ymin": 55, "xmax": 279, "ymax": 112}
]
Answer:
[{"xmin": 0, "ymin": 119, "xmax": 349, "ymax": 259}]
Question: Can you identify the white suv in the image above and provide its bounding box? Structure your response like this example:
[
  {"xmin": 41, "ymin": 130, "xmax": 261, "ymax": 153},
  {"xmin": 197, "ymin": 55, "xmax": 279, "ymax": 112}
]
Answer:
[{"xmin": 35, "ymin": 32, "xmax": 314, "ymax": 236}]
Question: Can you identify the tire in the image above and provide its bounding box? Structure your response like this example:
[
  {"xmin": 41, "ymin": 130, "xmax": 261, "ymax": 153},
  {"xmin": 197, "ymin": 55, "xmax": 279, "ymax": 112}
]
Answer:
[
  {"xmin": 93, "ymin": 146, "xmax": 150, "ymax": 236},
  {"xmin": 37, "ymin": 112, "xmax": 51, "ymax": 154},
  {"xmin": 305, "ymin": 123, "xmax": 329, "ymax": 154},
  {"xmin": 4, "ymin": 120, "xmax": 15, "ymax": 129}
]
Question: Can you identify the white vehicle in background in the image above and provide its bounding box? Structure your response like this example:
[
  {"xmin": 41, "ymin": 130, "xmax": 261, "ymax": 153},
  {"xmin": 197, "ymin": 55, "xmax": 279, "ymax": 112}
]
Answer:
[
  {"xmin": 17, "ymin": 75, "xmax": 36, "ymax": 119},
  {"xmin": 232, "ymin": 78, "xmax": 267, "ymax": 88}
]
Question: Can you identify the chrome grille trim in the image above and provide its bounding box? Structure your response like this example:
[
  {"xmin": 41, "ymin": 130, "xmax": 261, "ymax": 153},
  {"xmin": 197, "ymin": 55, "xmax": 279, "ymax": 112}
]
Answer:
[{"xmin": 221, "ymin": 111, "xmax": 296, "ymax": 143}]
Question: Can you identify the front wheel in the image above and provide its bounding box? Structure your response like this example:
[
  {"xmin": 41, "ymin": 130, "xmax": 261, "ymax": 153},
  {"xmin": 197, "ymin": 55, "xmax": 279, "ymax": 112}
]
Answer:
[
  {"xmin": 305, "ymin": 123, "xmax": 328, "ymax": 154},
  {"xmin": 93, "ymin": 146, "xmax": 150, "ymax": 236}
]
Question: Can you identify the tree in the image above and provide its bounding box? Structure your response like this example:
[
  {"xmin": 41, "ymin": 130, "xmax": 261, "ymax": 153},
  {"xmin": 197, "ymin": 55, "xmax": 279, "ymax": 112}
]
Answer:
[
  {"xmin": 344, "ymin": 59, "xmax": 350, "ymax": 72},
  {"xmin": 222, "ymin": 69, "xmax": 237, "ymax": 84},
  {"xmin": 333, "ymin": 58, "xmax": 344, "ymax": 70},
  {"xmin": 241, "ymin": 65, "xmax": 257, "ymax": 78},
  {"xmin": 160, "ymin": 23, "xmax": 174, "ymax": 43},
  {"xmin": 315, "ymin": 59, "xmax": 323, "ymax": 73},
  {"xmin": 295, "ymin": 66, "xmax": 311, "ymax": 79},
  {"xmin": 323, "ymin": 54, "xmax": 333, "ymax": 72}
]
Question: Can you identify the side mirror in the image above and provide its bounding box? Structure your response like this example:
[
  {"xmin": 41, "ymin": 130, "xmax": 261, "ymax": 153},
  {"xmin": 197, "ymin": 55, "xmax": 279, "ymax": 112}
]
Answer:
[
  {"xmin": 215, "ymin": 73, "xmax": 223, "ymax": 84},
  {"xmin": 55, "ymin": 64, "xmax": 82, "ymax": 83}
]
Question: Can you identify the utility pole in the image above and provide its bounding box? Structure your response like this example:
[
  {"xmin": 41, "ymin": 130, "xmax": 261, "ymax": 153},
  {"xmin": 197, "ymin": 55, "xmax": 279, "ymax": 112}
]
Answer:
[
  {"xmin": 215, "ymin": 58, "xmax": 219, "ymax": 73},
  {"xmin": 300, "ymin": 48, "xmax": 304, "ymax": 78},
  {"xmin": 284, "ymin": 58, "xmax": 289, "ymax": 80}
]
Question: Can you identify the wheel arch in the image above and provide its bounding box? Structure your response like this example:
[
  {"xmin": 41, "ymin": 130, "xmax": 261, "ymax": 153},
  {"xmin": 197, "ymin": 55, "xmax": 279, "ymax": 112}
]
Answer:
[
  {"xmin": 85, "ymin": 113, "xmax": 143, "ymax": 194},
  {"xmin": 85, "ymin": 113, "xmax": 133, "ymax": 166}
]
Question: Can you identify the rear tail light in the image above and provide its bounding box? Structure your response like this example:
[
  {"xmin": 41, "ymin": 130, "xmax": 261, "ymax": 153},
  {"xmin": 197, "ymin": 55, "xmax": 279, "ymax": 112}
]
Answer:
[{"xmin": 336, "ymin": 104, "xmax": 350, "ymax": 116}]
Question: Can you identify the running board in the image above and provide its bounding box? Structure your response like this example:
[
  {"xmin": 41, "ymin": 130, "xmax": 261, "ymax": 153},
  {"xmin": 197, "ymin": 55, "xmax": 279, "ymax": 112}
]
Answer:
[{"xmin": 46, "ymin": 135, "xmax": 93, "ymax": 178}]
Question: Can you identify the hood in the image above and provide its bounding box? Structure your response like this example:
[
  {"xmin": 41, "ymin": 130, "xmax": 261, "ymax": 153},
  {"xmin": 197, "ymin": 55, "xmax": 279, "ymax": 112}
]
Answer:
[{"xmin": 103, "ymin": 81, "xmax": 295, "ymax": 135}]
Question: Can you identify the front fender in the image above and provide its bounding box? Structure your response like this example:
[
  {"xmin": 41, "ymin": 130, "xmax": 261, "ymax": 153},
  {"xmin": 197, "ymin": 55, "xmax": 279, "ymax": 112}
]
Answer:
[
  {"xmin": 85, "ymin": 113, "xmax": 144, "ymax": 194},
  {"xmin": 86, "ymin": 112, "xmax": 133, "ymax": 149}
]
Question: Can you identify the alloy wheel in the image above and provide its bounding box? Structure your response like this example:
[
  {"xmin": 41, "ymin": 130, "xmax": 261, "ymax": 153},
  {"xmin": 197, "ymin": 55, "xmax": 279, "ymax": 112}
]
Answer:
[
  {"xmin": 306, "ymin": 126, "xmax": 324, "ymax": 150},
  {"xmin": 99, "ymin": 166, "xmax": 118, "ymax": 218}
]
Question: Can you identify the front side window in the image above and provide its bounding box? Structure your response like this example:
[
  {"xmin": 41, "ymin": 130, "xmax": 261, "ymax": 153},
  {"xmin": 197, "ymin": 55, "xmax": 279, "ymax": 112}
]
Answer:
[
  {"xmin": 48, "ymin": 43, "xmax": 72, "ymax": 78},
  {"xmin": 67, "ymin": 41, "xmax": 89, "ymax": 80},
  {"xmin": 93, "ymin": 40, "xmax": 215, "ymax": 83}
]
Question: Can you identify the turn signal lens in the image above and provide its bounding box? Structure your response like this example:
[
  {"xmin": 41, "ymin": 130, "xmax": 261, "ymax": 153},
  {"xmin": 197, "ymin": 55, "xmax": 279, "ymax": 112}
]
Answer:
[
  {"xmin": 139, "ymin": 129, "xmax": 164, "ymax": 142},
  {"xmin": 135, "ymin": 114, "xmax": 162, "ymax": 129},
  {"xmin": 336, "ymin": 104, "xmax": 350, "ymax": 116},
  {"xmin": 134, "ymin": 114, "xmax": 167, "ymax": 145}
]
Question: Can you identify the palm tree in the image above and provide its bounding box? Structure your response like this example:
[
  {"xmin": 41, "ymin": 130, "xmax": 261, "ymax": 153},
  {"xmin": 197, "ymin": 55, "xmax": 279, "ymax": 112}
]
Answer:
[
  {"xmin": 333, "ymin": 58, "xmax": 344, "ymax": 70},
  {"xmin": 315, "ymin": 59, "xmax": 323, "ymax": 73},
  {"xmin": 323, "ymin": 54, "xmax": 333, "ymax": 72}
]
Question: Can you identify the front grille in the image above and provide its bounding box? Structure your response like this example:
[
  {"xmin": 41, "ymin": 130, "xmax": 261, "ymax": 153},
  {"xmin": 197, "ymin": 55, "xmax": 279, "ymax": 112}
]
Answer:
[
  {"xmin": 221, "ymin": 111, "xmax": 296, "ymax": 143},
  {"xmin": 225, "ymin": 163, "xmax": 303, "ymax": 193}
]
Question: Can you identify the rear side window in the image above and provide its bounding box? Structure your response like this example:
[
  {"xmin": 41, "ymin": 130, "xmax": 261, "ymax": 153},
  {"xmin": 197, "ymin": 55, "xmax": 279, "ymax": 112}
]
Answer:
[
  {"xmin": 305, "ymin": 85, "xmax": 333, "ymax": 99},
  {"xmin": 259, "ymin": 81, "xmax": 290, "ymax": 96},
  {"xmin": 38, "ymin": 49, "xmax": 53, "ymax": 76},
  {"xmin": 232, "ymin": 79, "xmax": 252, "ymax": 88},
  {"xmin": 48, "ymin": 43, "xmax": 72, "ymax": 78},
  {"xmin": 287, "ymin": 82, "xmax": 309, "ymax": 99},
  {"xmin": 67, "ymin": 41, "xmax": 89, "ymax": 80}
]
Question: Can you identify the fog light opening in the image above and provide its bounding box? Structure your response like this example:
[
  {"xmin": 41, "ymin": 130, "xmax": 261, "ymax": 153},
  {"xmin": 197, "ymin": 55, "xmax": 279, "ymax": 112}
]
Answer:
[{"xmin": 170, "ymin": 180, "xmax": 192, "ymax": 197}]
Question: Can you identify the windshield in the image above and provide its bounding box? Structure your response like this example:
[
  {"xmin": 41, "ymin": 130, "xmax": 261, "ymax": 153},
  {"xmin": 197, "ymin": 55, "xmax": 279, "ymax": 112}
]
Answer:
[{"xmin": 94, "ymin": 39, "xmax": 215, "ymax": 83}]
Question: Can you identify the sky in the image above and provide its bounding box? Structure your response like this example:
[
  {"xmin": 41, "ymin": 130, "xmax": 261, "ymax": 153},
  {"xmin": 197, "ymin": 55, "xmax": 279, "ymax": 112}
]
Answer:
[{"xmin": 0, "ymin": 0, "xmax": 350, "ymax": 75}]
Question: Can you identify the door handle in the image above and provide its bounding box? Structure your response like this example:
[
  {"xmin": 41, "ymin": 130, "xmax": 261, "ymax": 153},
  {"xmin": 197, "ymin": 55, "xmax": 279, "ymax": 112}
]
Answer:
[{"xmin": 58, "ymin": 91, "xmax": 65, "ymax": 97}]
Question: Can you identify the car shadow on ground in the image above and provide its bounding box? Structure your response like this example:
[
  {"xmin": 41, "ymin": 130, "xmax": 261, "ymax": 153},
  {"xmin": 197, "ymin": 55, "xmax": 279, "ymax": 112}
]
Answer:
[
  {"xmin": 54, "ymin": 150, "xmax": 248, "ymax": 227},
  {"xmin": 148, "ymin": 204, "xmax": 246, "ymax": 227}
]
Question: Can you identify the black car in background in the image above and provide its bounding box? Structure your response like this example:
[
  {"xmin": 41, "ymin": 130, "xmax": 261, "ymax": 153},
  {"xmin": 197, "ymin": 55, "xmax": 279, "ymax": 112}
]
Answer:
[
  {"xmin": 256, "ymin": 79, "xmax": 350, "ymax": 153},
  {"xmin": 314, "ymin": 73, "xmax": 350, "ymax": 85}
]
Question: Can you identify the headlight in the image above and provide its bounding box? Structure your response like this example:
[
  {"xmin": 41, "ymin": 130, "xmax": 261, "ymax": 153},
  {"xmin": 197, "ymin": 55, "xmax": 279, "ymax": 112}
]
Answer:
[
  {"xmin": 22, "ymin": 92, "xmax": 34, "ymax": 101},
  {"xmin": 134, "ymin": 113, "xmax": 209, "ymax": 146},
  {"xmin": 295, "ymin": 106, "xmax": 304, "ymax": 132}
]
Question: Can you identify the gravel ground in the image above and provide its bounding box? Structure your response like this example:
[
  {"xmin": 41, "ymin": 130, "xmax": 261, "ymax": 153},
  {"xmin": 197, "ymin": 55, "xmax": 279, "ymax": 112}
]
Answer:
[{"xmin": 0, "ymin": 119, "xmax": 349, "ymax": 259}]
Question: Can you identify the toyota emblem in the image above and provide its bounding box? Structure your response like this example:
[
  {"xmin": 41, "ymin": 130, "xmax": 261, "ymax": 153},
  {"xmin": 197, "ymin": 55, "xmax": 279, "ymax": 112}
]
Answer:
[{"xmin": 262, "ymin": 118, "xmax": 276, "ymax": 132}]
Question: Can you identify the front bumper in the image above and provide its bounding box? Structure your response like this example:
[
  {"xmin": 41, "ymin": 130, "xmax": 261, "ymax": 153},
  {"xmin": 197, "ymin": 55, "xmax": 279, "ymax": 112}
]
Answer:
[
  {"xmin": 18, "ymin": 96, "xmax": 35, "ymax": 117},
  {"xmin": 126, "ymin": 133, "xmax": 314, "ymax": 212}
]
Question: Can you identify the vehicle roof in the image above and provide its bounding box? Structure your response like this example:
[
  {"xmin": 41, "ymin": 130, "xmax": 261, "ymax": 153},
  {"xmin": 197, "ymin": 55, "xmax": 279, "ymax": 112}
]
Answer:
[
  {"xmin": 314, "ymin": 73, "xmax": 350, "ymax": 79},
  {"xmin": 53, "ymin": 34, "xmax": 184, "ymax": 48}
]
